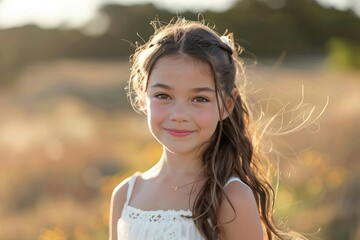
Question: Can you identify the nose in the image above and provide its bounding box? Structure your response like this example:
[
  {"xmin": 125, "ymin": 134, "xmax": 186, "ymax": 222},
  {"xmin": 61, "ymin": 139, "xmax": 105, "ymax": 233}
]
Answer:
[{"xmin": 169, "ymin": 100, "xmax": 190, "ymax": 122}]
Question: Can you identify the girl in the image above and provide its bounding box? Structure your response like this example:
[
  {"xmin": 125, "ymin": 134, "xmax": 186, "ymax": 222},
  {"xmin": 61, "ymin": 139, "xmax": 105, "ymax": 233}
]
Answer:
[{"xmin": 110, "ymin": 18, "xmax": 295, "ymax": 240}]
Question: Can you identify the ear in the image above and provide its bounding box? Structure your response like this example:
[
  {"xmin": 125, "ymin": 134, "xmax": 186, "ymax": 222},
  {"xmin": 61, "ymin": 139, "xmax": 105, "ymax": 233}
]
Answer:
[{"xmin": 222, "ymin": 88, "xmax": 238, "ymax": 120}]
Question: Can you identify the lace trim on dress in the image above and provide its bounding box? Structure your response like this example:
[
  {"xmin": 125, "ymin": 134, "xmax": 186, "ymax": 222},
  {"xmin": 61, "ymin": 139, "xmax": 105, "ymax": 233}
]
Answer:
[
  {"xmin": 122, "ymin": 205, "xmax": 193, "ymax": 224},
  {"xmin": 117, "ymin": 174, "xmax": 251, "ymax": 240}
]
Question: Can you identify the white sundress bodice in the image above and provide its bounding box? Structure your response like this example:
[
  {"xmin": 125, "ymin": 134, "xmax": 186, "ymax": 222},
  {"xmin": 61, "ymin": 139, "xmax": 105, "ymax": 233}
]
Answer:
[{"xmin": 117, "ymin": 174, "xmax": 251, "ymax": 240}]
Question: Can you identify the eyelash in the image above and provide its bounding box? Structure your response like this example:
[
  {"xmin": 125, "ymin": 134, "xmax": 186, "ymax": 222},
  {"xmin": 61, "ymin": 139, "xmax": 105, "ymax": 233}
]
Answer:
[
  {"xmin": 153, "ymin": 94, "xmax": 209, "ymax": 103},
  {"xmin": 192, "ymin": 97, "xmax": 209, "ymax": 103},
  {"xmin": 154, "ymin": 93, "xmax": 171, "ymax": 100}
]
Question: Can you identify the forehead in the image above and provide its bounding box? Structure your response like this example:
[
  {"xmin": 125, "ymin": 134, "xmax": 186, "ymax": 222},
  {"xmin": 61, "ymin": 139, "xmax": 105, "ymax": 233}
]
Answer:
[{"xmin": 148, "ymin": 54, "xmax": 214, "ymax": 88}]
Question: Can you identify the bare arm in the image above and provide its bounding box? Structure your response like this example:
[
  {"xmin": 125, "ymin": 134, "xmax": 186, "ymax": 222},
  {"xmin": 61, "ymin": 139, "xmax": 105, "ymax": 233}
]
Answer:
[
  {"xmin": 109, "ymin": 178, "xmax": 130, "ymax": 240},
  {"xmin": 219, "ymin": 181, "xmax": 264, "ymax": 240}
]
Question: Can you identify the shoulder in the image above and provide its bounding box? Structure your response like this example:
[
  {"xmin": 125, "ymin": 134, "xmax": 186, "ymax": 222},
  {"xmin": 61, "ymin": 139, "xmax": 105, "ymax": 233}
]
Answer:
[
  {"xmin": 223, "ymin": 178, "xmax": 254, "ymax": 203},
  {"xmin": 109, "ymin": 174, "xmax": 134, "ymax": 240},
  {"xmin": 111, "ymin": 171, "xmax": 142, "ymax": 200},
  {"xmin": 111, "ymin": 177, "xmax": 130, "ymax": 204},
  {"xmin": 218, "ymin": 180, "xmax": 263, "ymax": 240},
  {"xmin": 220, "ymin": 179, "xmax": 257, "ymax": 221}
]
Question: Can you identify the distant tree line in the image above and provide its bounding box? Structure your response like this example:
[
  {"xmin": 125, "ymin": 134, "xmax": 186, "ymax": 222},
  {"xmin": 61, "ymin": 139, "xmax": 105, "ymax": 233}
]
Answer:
[{"xmin": 0, "ymin": 0, "xmax": 359, "ymax": 85}]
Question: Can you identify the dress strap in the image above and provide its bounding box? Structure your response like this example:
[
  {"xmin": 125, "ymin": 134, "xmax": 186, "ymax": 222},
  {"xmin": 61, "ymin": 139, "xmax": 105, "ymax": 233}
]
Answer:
[
  {"xmin": 224, "ymin": 176, "xmax": 252, "ymax": 191},
  {"xmin": 124, "ymin": 173, "xmax": 139, "ymax": 206}
]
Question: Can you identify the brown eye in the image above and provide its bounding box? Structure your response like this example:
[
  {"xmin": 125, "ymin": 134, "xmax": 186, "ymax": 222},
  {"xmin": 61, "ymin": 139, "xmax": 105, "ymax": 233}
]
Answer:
[
  {"xmin": 193, "ymin": 97, "xmax": 209, "ymax": 103},
  {"xmin": 155, "ymin": 94, "xmax": 171, "ymax": 100}
]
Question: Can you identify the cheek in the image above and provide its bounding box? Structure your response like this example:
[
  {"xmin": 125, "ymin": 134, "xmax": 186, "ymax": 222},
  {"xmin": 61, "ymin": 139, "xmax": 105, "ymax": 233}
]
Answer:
[
  {"xmin": 147, "ymin": 102, "xmax": 167, "ymax": 123},
  {"xmin": 195, "ymin": 107, "xmax": 220, "ymax": 129}
]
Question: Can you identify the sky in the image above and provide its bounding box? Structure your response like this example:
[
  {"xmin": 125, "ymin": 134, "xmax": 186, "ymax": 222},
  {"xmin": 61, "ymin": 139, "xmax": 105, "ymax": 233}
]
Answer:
[{"xmin": 0, "ymin": 0, "xmax": 358, "ymax": 30}]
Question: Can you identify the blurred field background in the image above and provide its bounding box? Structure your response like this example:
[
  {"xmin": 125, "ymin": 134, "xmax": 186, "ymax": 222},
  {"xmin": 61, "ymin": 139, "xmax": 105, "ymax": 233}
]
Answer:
[{"xmin": 0, "ymin": 0, "xmax": 359, "ymax": 239}]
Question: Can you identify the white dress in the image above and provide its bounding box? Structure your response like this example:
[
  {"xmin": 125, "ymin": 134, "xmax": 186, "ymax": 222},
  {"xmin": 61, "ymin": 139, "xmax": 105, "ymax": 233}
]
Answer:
[{"xmin": 117, "ymin": 174, "xmax": 251, "ymax": 240}]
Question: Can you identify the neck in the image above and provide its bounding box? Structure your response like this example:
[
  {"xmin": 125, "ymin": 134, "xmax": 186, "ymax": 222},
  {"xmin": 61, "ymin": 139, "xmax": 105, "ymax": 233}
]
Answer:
[{"xmin": 154, "ymin": 148, "xmax": 204, "ymax": 178}]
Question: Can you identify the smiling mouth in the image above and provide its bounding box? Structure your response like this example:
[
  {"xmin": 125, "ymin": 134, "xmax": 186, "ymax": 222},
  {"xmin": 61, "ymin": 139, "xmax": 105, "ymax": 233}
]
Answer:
[{"xmin": 165, "ymin": 129, "xmax": 194, "ymax": 137}]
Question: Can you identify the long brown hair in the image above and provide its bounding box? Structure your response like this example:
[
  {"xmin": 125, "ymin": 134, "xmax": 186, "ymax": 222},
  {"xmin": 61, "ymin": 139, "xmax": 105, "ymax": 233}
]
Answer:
[{"xmin": 127, "ymin": 17, "xmax": 296, "ymax": 240}]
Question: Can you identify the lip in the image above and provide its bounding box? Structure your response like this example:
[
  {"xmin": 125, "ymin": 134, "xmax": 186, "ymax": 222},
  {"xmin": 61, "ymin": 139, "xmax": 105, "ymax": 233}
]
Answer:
[{"xmin": 164, "ymin": 128, "xmax": 194, "ymax": 137}]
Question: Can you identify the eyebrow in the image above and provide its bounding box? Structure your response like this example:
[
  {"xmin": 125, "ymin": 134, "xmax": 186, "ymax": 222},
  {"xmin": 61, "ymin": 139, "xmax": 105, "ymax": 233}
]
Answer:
[{"xmin": 150, "ymin": 83, "xmax": 215, "ymax": 93}]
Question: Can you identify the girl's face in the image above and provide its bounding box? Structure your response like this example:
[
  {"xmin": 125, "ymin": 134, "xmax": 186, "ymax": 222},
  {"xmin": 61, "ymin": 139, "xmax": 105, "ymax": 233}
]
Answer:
[{"xmin": 145, "ymin": 54, "xmax": 222, "ymax": 157}]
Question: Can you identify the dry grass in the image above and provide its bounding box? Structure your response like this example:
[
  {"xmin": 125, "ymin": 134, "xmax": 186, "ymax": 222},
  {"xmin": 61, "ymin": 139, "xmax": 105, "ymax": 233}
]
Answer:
[{"xmin": 0, "ymin": 59, "xmax": 359, "ymax": 239}]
